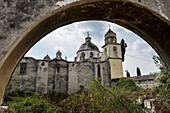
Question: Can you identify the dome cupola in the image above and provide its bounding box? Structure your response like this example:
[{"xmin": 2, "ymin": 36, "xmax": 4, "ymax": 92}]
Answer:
[
  {"xmin": 105, "ymin": 29, "xmax": 117, "ymax": 44},
  {"xmin": 76, "ymin": 32, "xmax": 100, "ymax": 61},
  {"xmin": 77, "ymin": 33, "xmax": 99, "ymax": 52}
]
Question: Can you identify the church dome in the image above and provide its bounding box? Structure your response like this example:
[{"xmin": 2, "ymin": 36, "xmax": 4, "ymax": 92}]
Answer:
[
  {"xmin": 105, "ymin": 29, "xmax": 116, "ymax": 37},
  {"xmin": 77, "ymin": 37, "xmax": 99, "ymax": 52},
  {"xmin": 76, "ymin": 33, "xmax": 100, "ymax": 61}
]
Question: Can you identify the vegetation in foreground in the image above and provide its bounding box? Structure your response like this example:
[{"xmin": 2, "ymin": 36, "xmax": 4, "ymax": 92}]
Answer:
[
  {"xmin": 153, "ymin": 56, "xmax": 170, "ymax": 111},
  {"xmin": 3, "ymin": 77, "xmax": 144, "ymax": 113},
  {"xmin": 2, "ymin": 55, "xmax": 169, "ymax": 113}
]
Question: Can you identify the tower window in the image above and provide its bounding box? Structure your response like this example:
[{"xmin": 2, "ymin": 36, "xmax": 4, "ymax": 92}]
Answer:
[
  {"xmin": 20, "ymin": 63, "xmax": 27, "ymax": 75},
  {"xmin": 113, "ymin": 47, "xmax": 117, "ymax": 58},
  {"xmin": 105, "ymin": 48, "xmax": 107, "ymax": 60}
]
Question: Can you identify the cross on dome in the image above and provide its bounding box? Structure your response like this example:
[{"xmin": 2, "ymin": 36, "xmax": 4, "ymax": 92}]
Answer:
[{"xmin": 87, "ymin": 31, "xmax": 90, "ymax": 37}]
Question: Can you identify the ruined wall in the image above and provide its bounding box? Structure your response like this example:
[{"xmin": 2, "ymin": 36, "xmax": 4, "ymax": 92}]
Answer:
[
  {"xmin": 35, "ymin": 59, "xmax": 69, "ymax": 94},
  {"xmin": 131, "ymin": 75, "xmax": 158, "ymax": 89},
  {"xmin": 68, "ymin": 61, "xmax": 95, "ymax": 94},
  {"xmin": 36, "ymin": 60, "xmax": 49, "ymax": 94},
  {"xmin": 9, "ymin": 57, "xmax": 37, "ymax": 92},
  {"xmin": 94, "ymin": 62, "xmax": 110, "ymax": 84},
  {"xmin": 54, "ymin": 60, "xmax": 68, "ymax": 94},
  {"xmin": 47, "ymin": 60, "xmax": 56, "ymax": 94},
  {"xmin": 68, "ymin": 60, "xmax": 109, "ymax": 94}
]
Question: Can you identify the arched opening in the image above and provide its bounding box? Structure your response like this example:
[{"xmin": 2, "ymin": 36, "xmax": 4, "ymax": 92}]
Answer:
[
  {"xmin": 113, "ymin": 46, "xmax": 117, "ymax": 58},
  {"xmin": 0, "ymin": 0, "xmax": 170, "ymax": 104},
  {"xmin": 105, "ymin": 48, "xmax": 107, "ymax": 60},
  {"xmin": 98, "ymin": 64, "xmax": 101, "ymax": 79}
]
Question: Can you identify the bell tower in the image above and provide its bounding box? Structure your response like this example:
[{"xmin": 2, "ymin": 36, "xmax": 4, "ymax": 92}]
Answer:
[{"xmin": 102, "ymin": 29, "xmax": 126, "ymax": 79}]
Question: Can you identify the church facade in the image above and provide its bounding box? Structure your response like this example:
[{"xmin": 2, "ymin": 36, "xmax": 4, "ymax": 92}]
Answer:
[{"xmin": 10, "ymin": 29, "xmax": 126, "ymax": 94}]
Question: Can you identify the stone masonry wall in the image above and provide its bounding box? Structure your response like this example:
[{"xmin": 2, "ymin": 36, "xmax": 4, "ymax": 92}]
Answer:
[
  {"xmin": 68, "ymin": 61, "xmax": 95, "ymax": 94},
  {"xmin": 9, "ymin": 57, "xmax": 37, "ymax": 92},
  {"xmin": 132, "ymin": 75, "xmax": 158, "ymax": 89},
  {"xmin": 36, "ymin": 60, "xmax": 49, "ymax": 94}
]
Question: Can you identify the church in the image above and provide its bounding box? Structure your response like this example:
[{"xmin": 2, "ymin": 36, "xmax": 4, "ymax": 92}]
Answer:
[{"xmin": 11, "ymin": 28, "xmax": 127, "ymax": 94}]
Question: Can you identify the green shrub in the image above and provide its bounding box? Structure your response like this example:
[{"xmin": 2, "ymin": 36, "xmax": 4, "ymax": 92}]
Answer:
[
  {"xmin": 117, "ymin": 77, "xmax": 141, "ymax": 91},
  {"xmin": 153, "ymin": 55, "xmax": 170, "ymax": 108},
  {"xmin": 3, "ymin": 92, "xmax": 58, "ymax": 113},
  {"xmin": 59, "ymin": 78, "xmax": 144, "ymax": 113},
  {"xmin": 3, "ymin": 77, "xmax": 144, "ymax": 113}
]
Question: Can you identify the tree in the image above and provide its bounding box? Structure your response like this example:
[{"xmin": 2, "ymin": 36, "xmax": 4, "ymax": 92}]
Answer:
[
  {"xmin": 137, "ymin": 67, "xmax": 141, "ymax": 76},
  {"xmin": 126, "ymin": 71, "xmax": 130, "ymax": 77},
  {"xmin": 121, "ymin": 39, "xmax": 127, "ymax": 62},
  {"xmin": 153, "ymin": 55, "xmax": 170, "ymax": 108}
]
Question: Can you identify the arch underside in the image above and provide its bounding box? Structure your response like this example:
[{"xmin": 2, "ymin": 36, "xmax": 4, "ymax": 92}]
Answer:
[{"xmin": 0, "ymin": 0, "xmax": 170, "ymax": 104}]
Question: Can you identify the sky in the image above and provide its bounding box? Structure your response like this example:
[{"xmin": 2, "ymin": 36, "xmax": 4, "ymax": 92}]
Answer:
[{"xmin": 25, "ymin": 20, "xmax": 160, "ymax": 76}]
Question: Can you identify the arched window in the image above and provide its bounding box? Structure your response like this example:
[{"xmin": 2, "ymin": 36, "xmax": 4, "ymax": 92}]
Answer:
[
  {"xmin": 113, "ymin": 46, "xmax": 117, "ymax": 58},
  {"xmin": 81, "ymin": 52, "xmax": 85, "ymax": 57},
  {"xmin": 105, "ymin": 48, "xmax": 107, "ymax": 60},
  {"xmin": 90, "ymin": 52, "xmax": 93, "ymax": 57},
  {"xmin": 80, "ymin": 52, "xmax": 85, "ymax": 60}
]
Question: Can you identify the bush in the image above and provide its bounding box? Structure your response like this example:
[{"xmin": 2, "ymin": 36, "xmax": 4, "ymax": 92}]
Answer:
[
  {"xmin": 153, "ymin": 55, "xmax": 170, "ymax": 108},
  {"xmin": 3, "ymin": 91, "xmax": 58, "ymax": 113},
  {"xmin": 3, "ymin": 77, "xmax": 144, "ymax": 113},
  {"xmin": 59, "ymin": 78, "xmax": 144, "ymax": 113},
  {"xmin": 117, "ymin": 77, "xmax": 141, "ymax": 91}
]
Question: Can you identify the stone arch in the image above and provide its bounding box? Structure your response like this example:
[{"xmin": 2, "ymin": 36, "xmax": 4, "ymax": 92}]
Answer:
[
  {"xmin": 0, "ymin": 0, "xmax": 170, "ymax": 104},
  {"xmin": 113, "ymin": 46, "xmax": 117, "ymax": 58}
]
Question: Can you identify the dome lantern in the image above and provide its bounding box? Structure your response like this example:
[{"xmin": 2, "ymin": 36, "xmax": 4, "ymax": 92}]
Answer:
[{"xmin": 105, "ymin": 29, "xmax": 117, "ymax": 44}]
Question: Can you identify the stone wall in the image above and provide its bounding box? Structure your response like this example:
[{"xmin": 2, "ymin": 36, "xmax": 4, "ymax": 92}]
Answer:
[
  {"xmin": 36, "ymin": 60, "xmax": 49, "ymax": 94},
  {"xmin": 131, "ymin": 75, "xmax": 158, "ymax": 89},
  {"xmin": 68, "ymin": 61, "xmax": 95, "ymax": 94},
  {"xmin": 8, "ymin": 57, "xmax": 109, "ymax": 94},
  {"xmin": 10, "ymin": 57, "xmax": 37, "ymax": 92}
]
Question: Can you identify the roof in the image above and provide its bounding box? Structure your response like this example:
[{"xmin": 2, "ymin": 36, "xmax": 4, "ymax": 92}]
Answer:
[
  {"xmin": 105, "ymin": 29, "xmax": 116, "ymax": 37},
  {"xmin": 77, "ymin": 37, "xmax": 99, "ymax": 52},
  {"xmin": 43, "ymin": 55, "xmax": 50, "ymax": 60}
]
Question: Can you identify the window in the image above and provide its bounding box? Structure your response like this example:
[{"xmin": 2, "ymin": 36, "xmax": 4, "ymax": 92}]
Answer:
[
  {"xmin": 80, "ymin": 52, "xmax": 85, "ymax": 60},
  {"xmin": 98, "ymin": 64, "xmax": 101, "ymax": 80},
  {"xmin": 105, "ymin": 48, "xmax": 107, "ymax": 60},
  {"xmin": 20, "ymin": 63, "xmax": 27, "ymax": 75},
  {"xmin": 113, "ymin": 46, "xmax": 117, "ymax": 58},
  {"xmin": 81, "ymin": 52, "xmax": 85, "ymax": 57},
  {"xmin": 90, "ymin": 52, "xmax": 93, "ymax": 57}
]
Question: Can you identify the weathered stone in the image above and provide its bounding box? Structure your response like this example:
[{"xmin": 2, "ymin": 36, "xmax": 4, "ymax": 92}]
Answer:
[
  {"xmin": 144, "ymin": 100, "xmax": 152, "ymax": 109},
  {"xmin": 132, "ymin": 75, "xmax": 158, "ymax": 89},
  {"xmin": 9, "ymin": 57, "xmax": 109, "ymax": 95}
]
